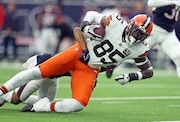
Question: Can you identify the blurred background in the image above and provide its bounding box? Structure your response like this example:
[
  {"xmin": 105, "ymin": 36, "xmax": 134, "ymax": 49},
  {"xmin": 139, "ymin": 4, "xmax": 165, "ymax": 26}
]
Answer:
[{"xmin": 0, "ymin": 0, "xmax": 179, "ymax": 70}]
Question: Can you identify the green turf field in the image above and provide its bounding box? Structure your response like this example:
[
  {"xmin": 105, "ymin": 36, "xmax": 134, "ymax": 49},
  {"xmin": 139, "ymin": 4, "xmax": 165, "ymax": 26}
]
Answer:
[{"xmin": 0, "ymin": 63, "xmax": 180, "ymax": 122}]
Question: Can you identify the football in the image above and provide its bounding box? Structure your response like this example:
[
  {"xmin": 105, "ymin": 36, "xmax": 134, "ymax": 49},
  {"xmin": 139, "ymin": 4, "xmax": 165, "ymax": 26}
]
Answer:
[
  {"xmin": 83, "ymin": 22, "xmax": 105, "ymax": 41},
  {"xmin": 91, "ymin": 23, "xmax": 105, "ymax": 37}
]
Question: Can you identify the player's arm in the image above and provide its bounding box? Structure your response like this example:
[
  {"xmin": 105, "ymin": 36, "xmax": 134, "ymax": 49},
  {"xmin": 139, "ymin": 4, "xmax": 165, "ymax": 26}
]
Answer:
[
  {"xmin": 115, "ymin": 56, "xmax": 153, "ymax": 85},
  {"xmin": 82, "ymin": 11, "xmax": 107, "ymax": 28},
  {"xmin": 134, "ymin": 57, "xmax": 153, "ymax": 80},
  {"xmin": 73, "ymin": 11, "xmax": 108, "ymax": 63},
  {"xmin": 73, "ymin": 11, "xmax": 107, "ymax": 49},
  {"xmin": 73, "ymin": 27, "xmax": 87, "ymax": 50},
  {"xmin": 148, "ymin": 0, "xmax": 179, "ymax": 7},
  {"xmin": 80, "ymin": 11, "xmax": 107, "ymax": 42}
]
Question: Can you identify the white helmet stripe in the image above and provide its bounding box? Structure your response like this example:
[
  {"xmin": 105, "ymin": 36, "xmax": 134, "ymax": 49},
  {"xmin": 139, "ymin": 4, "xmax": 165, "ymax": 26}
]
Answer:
[{"xmin": 143, "ymin": 16, "xmax": 151, "ymax": 29}]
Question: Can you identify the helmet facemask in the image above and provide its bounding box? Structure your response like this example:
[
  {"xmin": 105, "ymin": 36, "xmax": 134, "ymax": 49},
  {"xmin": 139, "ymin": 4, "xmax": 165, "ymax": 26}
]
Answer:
[{"xmin": 126, "ymin": 21, "xmax": 149, "ymax": 45}]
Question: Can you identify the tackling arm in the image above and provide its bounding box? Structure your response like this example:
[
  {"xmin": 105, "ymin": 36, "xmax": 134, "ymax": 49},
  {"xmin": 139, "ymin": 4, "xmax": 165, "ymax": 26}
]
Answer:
[
  {"xmin": 73, "ymin": 10, "xmax": 107, "ymax": 49},
  {"xmin": 73, "ymin": 27, "xmax": 87, "ymax": 50}
]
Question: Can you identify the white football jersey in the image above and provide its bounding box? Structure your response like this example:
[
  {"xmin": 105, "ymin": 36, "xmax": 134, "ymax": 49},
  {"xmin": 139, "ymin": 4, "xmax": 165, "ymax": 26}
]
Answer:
[{"xmin": 86, "ymin": 14, "xmax": 149, "ymax": 68}]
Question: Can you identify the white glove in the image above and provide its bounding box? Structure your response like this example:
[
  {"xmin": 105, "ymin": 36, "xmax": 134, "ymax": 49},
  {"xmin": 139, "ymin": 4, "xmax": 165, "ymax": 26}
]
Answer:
[
  {"xmin": 83, "ymin": 24, "xmax": 104, "ymax": 41},
  {"xmin": 115, "ymin": 74, "xmax": 130, "ymax": 85},
  {"xmin": 171, "ymin": 0, "xmax": 180, "ymax": 6},
  {"xmin": 32, "ymin": 97, "xmax": 51, "ymax": 112}
]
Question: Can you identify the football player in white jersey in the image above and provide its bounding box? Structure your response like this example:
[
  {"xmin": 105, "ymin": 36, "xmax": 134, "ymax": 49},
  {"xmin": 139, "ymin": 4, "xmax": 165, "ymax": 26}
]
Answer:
[
  {"xmin": 0, "ymin": 11, "xmax": 153, "ymax": 113},
  {"xmin": 144, "ymin": 0, "xmax": 180, "ymax": 78}
]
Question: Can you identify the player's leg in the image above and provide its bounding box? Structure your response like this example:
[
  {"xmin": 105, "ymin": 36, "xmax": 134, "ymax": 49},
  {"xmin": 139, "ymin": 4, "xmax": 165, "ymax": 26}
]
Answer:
[
  {"xmin": 0, "ymin": 90, "xmax": 38, "ymax": 106},
  {"xmin": 37, "ymin": 78, "xmax": 59, "ymax": 101},
  {"xmin": 16, "ymin": 79, "xmax": 49, "ymax": 104},
  {"xmin": 0, "ymin": 43, "xmax": 82, "ymax": 96},
  {"xmin": 144, "ymin": 25, "xmax": 162, "ymax": 49},
  {"xmin": 0, "ymin": 78, "xmax": 46, "ymax": 106},
  {"xmin": 0, "ymin": 66, "xmax": 42, "ymax": 96},
  {"xmin": 160, "ymin": 31, "xmax": 180, "ymax": 78},
  {"xmin": 39, "ymin": 43, "xmax": 82, "ymax": 78},
  {"xmin": 22, "ymin": 61, "xmax": 99, "ymax": 113},
  {"xmin": 49, "ymin": 61, "xmax": 99, "ymax": 113}
]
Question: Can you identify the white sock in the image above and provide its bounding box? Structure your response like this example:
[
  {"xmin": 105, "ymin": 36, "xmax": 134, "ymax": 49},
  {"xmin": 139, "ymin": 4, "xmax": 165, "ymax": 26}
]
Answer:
[
  {"xmin": 53, "ymin": 98, "xmax": 84, "ymax": 113},
  {"xmin": 3, "ymin": 67, "xmax": 42, "ymax": 93},
  {"xmin": 23, "ymin": 95, "xmax": 38, "ymax": 105},
  {"xmin": 0, "ymin": 91, "xmax": 3, "ymax": 96},
  {"xmin": 1, "ymin": 91, "xmax": 14, "ymax": 103}
]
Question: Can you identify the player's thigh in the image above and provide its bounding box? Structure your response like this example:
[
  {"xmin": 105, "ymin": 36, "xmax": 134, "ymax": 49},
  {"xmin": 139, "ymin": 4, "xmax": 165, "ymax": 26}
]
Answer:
[
  {"xmin": 160, "ymin": 32, "xmax": 180, "ymax": 59},
  {"xmin": 71, "ymin": 61, "xmax": 99, "ymax": 106},
  {"xmin": 145, "ymin": 25, "xmax": 167, "ymax": 48},
  {"xmin": 18, "ymin": 79, "xmax": 44, "ymax": 101},
  {"xmin": 39, "ymin": 43, "xmax": 82, "ymax": 78},
  {"xmin": 37, "ymin": 78, "xmax": 59, "ymax": 101}
]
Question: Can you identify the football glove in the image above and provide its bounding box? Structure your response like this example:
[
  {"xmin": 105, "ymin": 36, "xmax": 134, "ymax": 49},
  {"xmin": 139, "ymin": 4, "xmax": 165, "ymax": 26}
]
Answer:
[
  {"xmin": 115, "ymin": 74, "xmax": 130, "ymax": 85},
  {"xmin": 83, "ymin": 24, "xmax": 104, "ymax": 41},
  {"xmin": 80, "ymin": 21, "xmax": 90, "ymax": 32},
  {"xmin": 80, "ymin": 50, "xmax": 90, "ymax": 64}
]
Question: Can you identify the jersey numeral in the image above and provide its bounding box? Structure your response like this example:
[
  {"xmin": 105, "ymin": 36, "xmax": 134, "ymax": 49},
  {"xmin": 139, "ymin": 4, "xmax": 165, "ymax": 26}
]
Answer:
[
  {"xmin": 164, "ymin": 6, "xmax": 180, "ymax": 21},
  {"xmin": 116, "ymin": 15, "xmax": 124, "ymax": 24},
  {"xmin": 93, "ymin": 40, "xmax": 131, "ymax": 64}
]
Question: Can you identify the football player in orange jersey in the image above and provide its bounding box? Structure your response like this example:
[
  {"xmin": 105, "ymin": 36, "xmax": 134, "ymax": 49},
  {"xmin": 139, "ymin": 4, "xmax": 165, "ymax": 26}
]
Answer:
[{"xmin": 0, "ymin": 11, "xmax": 153, "ymax": 113}]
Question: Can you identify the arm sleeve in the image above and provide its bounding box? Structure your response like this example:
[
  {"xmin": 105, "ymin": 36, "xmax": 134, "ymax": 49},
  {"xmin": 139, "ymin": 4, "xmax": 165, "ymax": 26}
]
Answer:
[
  {"xmin": 83, "ymin": 11, "xmax": 105, "ymax": 24},
  {"xmin": 148, "ymin": 0, "xmax": 174, "ymax": 7}
]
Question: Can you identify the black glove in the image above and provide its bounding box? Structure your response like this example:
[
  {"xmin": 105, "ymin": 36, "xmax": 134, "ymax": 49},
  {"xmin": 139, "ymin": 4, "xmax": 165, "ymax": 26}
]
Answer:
[{"xmin": 80, "ymin": 50, "xmax": 90, "ymax": 64}]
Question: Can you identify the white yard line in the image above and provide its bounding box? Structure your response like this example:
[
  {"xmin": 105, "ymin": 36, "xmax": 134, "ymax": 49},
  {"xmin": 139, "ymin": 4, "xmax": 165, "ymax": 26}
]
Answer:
[{"xmin": 55, "ymin": 96, "xmax": 180, "ymax": 101}]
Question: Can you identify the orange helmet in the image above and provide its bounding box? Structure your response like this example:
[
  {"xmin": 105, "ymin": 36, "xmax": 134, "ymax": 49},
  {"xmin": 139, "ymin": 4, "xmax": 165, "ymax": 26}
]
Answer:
[{"xmin": 127, "ymin": 14, "xmax": 153, "ymax": 44}]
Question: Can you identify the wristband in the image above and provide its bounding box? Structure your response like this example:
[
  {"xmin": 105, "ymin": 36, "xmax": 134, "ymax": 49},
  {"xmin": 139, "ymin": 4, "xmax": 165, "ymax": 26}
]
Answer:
[{"xmin": 128, "ymin": 71, "xmax": 142, "ymax": 82}]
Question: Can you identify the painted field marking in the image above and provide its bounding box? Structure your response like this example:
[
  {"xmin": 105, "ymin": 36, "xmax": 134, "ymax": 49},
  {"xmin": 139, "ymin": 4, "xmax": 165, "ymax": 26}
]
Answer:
[
  {"xmin": 101, "ymin": 101, "xmax": 128, "ymax": 104},
  {"xmin": 166, "ymin": 105, "xmax": 180, "ymax": 107},
  {"xmin": 55, "ymin": 96, "xmax": 180, "ymax": 101}
]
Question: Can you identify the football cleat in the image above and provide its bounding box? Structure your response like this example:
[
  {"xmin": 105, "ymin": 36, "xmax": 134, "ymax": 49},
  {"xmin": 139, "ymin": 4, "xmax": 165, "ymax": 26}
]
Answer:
[
  {"xmin": 21, "ymin": 104, "xmax": 35, "ymax": 112},
  {"xmin": 22, "ymin": 97, "xmax": 50, "ymax": 112},
  {"xmin": 105, "ymin": 65, "xmax": 116, "ymax": 78},
  {"xmin": 106, "ymin": 67, "xmax": 114, "ymax": 79}
]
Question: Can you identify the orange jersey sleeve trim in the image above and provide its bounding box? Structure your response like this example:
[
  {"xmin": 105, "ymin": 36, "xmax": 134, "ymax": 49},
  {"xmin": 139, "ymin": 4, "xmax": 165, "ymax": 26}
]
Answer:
[{"xmin": 138, "ymin": 51, "xmax": 149, "ymax": 57}]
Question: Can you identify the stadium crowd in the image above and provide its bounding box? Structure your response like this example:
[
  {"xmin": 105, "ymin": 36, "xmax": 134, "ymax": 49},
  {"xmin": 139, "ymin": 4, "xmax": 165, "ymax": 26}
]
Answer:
[{"xmin": 0, "ymin": 0, "xmax": 179, "ymax": 70}]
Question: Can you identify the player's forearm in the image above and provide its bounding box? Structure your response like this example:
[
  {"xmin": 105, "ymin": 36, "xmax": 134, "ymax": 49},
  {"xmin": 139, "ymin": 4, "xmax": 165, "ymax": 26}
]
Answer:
[
  {"xmin": 148, "ymin": 0, "xmax": 175, "ymax": 7},
  {"xmin": 83, "ymin": 11, "xmax": 104, "ymax": 24},
  {"xmin": 134, "ymin": 57, "xmax": 153, "ymax": 80},
  {"xmin": 73, "ymin": 27, "xmax": 88, "ymax": 50},
  {"xmin": 140, "ymin": 67, "xmax": 153, "ymax": 79}
]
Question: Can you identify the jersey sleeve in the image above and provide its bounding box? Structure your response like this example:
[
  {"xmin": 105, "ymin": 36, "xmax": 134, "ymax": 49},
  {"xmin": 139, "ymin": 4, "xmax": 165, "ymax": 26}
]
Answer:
[
  {"xmin": 83, "ymin": 11, "xmax": 105, "ymax": 24},
  {"xmin": 137, "ymin": 42, "xmax": 150, "ymax": 57},
  {"xmin": 138, "ymin": 51, "xmax": 149, "ymax": 57},
  {"xmin": 106, "ymin": 13, "xmax": 124, "ymax": 27}
]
